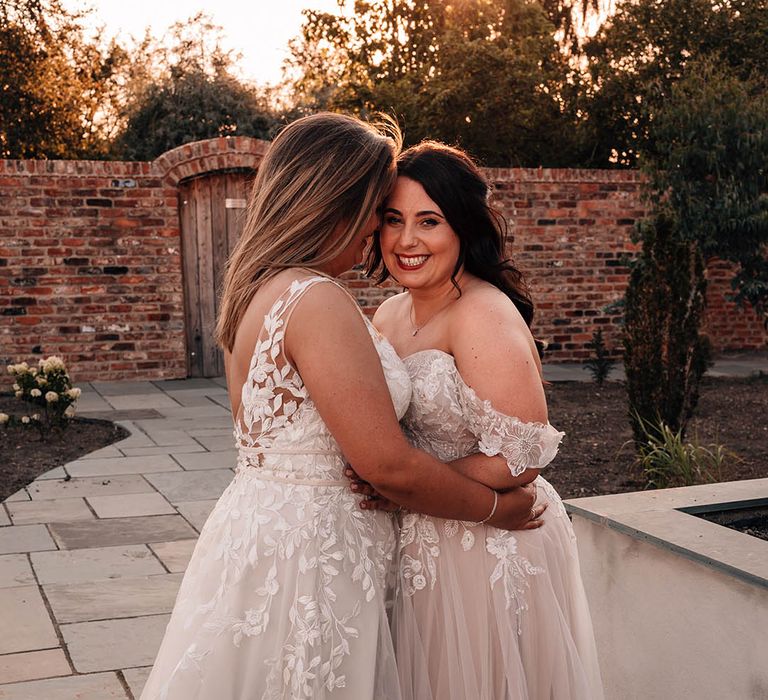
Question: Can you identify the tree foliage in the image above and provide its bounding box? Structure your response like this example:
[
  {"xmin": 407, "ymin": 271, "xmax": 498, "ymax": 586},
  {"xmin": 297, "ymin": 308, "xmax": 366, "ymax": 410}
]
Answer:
[
  {"xmin": 641, "ymin": 58, "xmax": 768, "ymax": 314},
  {"xmin": 623, "ymin": 214, "xmax": 711, "ymax": 442},
  {"xmin": 0, "ymin": 0, "xmax": 126, "ymax": 158},
  {"xmin": 287, "ymin": 0, "xmax": 586, "ymax": 166},
  {"xmin": 114, "ymin": 13, "xmax": 277, "ymax": 161},
  {"xmin": 583, "ymin": 0, "xmax": 768, "ymax": 166}
]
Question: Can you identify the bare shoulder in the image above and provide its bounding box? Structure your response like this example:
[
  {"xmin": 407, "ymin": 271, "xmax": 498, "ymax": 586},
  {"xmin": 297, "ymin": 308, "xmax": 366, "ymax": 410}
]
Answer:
[
  {"xmin": 373, "ymin": 291, "xmax": 409, "ymax": 332},
  {"xmin": 450, "ymin": 279, "xmax": 531, "ymax": 340}
]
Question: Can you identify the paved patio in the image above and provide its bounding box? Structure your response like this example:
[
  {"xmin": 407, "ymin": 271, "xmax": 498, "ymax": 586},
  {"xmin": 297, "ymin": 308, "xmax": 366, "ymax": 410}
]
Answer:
[{"xmin": 0, "ymin": 353, "xmax": 766, "ymax": 699}]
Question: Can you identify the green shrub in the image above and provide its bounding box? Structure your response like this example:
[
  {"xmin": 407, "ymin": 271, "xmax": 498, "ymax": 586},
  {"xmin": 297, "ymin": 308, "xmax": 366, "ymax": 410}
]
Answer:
[
  {"xmin": 623, "ymin": 212, "xmax": 712, "ymax": 444},
  {"xmin": 583, "ymin": 328, "xmax": 615, "ymax": 386},
  {"xmin": 6, "ymin": 356, "xmax": 81, "ymax": 432},
  {"xmin": 633, "ymin": 414, "xmax": 732, "ymax": 489}
]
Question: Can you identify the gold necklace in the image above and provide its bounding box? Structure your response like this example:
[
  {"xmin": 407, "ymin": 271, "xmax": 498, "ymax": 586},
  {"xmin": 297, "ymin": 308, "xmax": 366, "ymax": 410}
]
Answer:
[{"xmin": 409, "ymin": 295, "xmax": 457, "ymax": 336}]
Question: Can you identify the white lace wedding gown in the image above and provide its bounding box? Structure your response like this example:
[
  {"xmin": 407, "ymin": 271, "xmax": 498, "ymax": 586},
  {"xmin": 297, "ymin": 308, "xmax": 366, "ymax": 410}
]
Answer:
[
  {"xmin": 393, "ymin": 349, "xmax": 603, "ymax": 700},
  {"xmin": 141, "ymin": 276, "xmax": 412, "ymax": 700}
]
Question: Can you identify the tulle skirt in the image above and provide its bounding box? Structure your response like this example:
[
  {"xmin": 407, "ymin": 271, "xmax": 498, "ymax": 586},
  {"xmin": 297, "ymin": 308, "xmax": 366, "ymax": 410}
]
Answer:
[
  {"xmin": 393, "ymin": 476, "xmax": 603, "ymax": 700},
  {"xmin": 140, "ymin": 467, "xmax": 401, "ymax": 700}
]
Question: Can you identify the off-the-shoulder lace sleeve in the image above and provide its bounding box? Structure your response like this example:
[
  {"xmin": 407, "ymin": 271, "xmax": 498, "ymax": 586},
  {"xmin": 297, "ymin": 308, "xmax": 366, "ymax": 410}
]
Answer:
[{"xmin": 456, "ymin": 376, "xmax": 564, "ymax": 477}]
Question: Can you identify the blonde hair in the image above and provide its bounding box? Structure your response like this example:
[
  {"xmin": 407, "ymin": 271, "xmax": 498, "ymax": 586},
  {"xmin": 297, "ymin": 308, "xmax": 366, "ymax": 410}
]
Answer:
[{"xmin": 216, "ymin": 112, "xmax": 402, "ymax": 351}]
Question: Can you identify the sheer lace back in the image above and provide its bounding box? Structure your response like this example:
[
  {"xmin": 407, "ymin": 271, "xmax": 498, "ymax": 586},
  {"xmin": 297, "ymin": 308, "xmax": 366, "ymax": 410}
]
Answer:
[
  {"xmin": 234, "ymin": 275, "xmax": 318, "ymax": 451},
  {"xmin": 232, "ymin": 274, "xmax": 412, "ymax": 481}
]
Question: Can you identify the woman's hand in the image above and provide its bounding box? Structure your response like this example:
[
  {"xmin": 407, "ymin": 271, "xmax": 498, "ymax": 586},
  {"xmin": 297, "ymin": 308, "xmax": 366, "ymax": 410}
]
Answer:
[
  {"xmin": 345, "ymin": 466, "xmax": 401, "ymax": 512},
  {"xmin": 346, "ymin": 465, "xmax": 546, "ymax": 529},
  {"xmin": 489, "ymin": 484, "xmax": 547, "ymax": 531}
]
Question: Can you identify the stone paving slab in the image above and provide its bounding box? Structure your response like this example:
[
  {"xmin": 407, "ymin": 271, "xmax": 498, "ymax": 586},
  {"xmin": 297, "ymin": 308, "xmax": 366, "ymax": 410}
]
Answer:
[
  {"xmin": 0, "ymin": 525, "xmax": 56, "ymax": 555},
  {"xmin": 7, "ymin": 497, "xmax": 94, "ymax": 525},
  {"xmin": 31, "ymin": 545, "xmax": 166, "ymax": 585},
  {"xmin": 45, "ymin": 573, "xmax": 183, "ymax": 623},
  {"xmin": 123, "ymin": 666, "xmax": 152, "ymax": 698},
  {"xmin": 120, "ymin": 444, "xmax": 206, "ymax": 458},
  {"xmin": 105, "ymin": 394, "xmax": 180, "ymax": 411},
  {"xmin": 148, "ymin": 540, "xmax": 197, "ymax": 573},
  {"xmin": 173, "ymin": 449, "xmax": 237, "ymax": 470},
  {"xmin": 150, "ymin": 405, "xmax": 231, "ymax": 420},
  {"xmin": 145, "ymin": 469, "xmax": 233, "ymax": 502},
  {"xmin": 90, "ymin": 380, "xmax": 163, "ymax": 396},
  {"xmin": 33, "ymin": 466, "xmax": 67, "ymax": 480},
  {"xmin": 194, "ymin": 435, "xmax": 237, "ymax": 451},
  {"xmin": 0, "ymin": 671, "xmax": 128, "ymax": 699},
  {"xmin": 135, "ymin": 428, "xmax": 200, "ymax": 447},
  {"xmin": 62, "ymin": 614, "xmax": 171, "ymax": 673},
  {"xmin": 152, "ymin": 377, "xmax": 223, "ymax": 391},
  {"xmin": 161, "ymin": 391, "xmax": 224, "ymax": 407},
  {"xmin": 4, "ymin": 489, "xmax": 29, "ymax": 502},
  {"xmin": 49, "ymin": 515, "xmax": 197, "ymax": 550},
  {"xmin": 0, "ymin": 507, "xmax": 9, "ymax": 526},
  {"xmin": 87, "ymin": 493, "xmax": 176, "ymax": 519},
  {"xmin": 0, "ymin": 648, "xmax": 70, "ymax": 685},
  {"xmin": 175, "ymin": 500, "xmax": 218, "ymax": 532},
  {"xmin": 79, "ymin": 445, "xmax": 124, "ymax": 459},
  {"xmin": 0, "ymin": 586, "xmax": 58, "ymax": 654},
  {"xmin": 27, "ymin": 475, "xmax": 154, "ymax": 500},
  {"xmin": 0, "ymin": 554, "xmax": 35, "ymax": 588},
  {"xmin": 66, "ymin": 455, "xmax": 181, "ymax": 478}
]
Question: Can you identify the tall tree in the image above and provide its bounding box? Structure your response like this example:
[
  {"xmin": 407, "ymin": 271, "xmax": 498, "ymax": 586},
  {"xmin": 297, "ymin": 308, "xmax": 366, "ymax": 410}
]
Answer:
[
  {"xmin": 287, "ymin": 0, "xmax": 586, "ymax": 166},
  {"xmin": 583, "ymin": 0, "xmax": 768, "ymax": 166},
  {"xmin": 115, "ymin": 13, "xmax": 277, "ymax": 161},
  {"xmin": 0, "ymin": 0, "xmax": 126, "ymax": 158}
]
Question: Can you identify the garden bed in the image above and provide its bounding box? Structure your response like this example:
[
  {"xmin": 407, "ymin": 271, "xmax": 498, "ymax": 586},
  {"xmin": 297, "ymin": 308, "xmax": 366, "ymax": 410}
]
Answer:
[{"xmin": 0, "ymin": 394, "xmax": 129, "ymax": 501}]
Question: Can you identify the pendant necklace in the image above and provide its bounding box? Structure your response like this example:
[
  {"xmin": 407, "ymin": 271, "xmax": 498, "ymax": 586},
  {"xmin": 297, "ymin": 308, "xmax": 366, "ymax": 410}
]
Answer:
[{"xmin": 409, "ymin": 295, "xmax": 457, "ymax": 336}]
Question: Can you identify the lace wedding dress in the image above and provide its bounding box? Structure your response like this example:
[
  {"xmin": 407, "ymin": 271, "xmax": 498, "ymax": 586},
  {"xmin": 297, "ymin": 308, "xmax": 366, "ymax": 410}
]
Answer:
[
  {"xmin": 393, "ymin": 349, "xmax": 603, "ymax": 700},
  {"xmin": 141, "ymin": 275, "xmax": 412, "ymax": 700}
]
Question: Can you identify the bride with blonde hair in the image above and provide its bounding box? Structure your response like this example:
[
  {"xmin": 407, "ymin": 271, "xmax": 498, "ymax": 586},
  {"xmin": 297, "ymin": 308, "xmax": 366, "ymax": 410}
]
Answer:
[{"xmin": 140, "ymin": 113, "xmax": 544, "ymax": 700}]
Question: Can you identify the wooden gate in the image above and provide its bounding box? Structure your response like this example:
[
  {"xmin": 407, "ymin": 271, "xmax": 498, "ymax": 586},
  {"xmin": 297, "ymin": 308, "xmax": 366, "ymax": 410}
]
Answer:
[{"xmin": 179, "ymin": 169, "xmax": 254, "ymax": 377}]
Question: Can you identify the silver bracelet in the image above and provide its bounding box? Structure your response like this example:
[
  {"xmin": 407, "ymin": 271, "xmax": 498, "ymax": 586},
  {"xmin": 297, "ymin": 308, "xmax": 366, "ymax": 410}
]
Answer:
[{"xmin": 478, "ymin": 490, "xmax": 498, "ymax": 525}]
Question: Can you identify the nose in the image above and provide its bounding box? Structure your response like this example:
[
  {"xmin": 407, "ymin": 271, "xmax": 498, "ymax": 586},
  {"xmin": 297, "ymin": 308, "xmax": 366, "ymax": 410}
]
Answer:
[{"xmin": 399, "ymin": 221, "xmax": 419, "ymax": 249}]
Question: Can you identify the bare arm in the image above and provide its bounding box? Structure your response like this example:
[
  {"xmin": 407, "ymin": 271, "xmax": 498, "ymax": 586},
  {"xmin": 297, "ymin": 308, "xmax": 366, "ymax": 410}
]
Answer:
[
  {"xmin": 287, "ymin": 284, "xmax": 536, "ymax": 528},
  {"xmin": 449, "ymin": 454, "xmax": 540, "ymax": 491}
]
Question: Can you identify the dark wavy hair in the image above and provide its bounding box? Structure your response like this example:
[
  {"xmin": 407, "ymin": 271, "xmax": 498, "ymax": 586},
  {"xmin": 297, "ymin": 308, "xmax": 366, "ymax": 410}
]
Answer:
[{"xmin": 367, "ymin": 140, "xmax": 534, "ymax": 327}]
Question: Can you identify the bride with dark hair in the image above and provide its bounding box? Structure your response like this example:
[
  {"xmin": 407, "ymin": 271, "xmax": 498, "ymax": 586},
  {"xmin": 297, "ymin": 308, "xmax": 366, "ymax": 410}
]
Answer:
[{"xmin": 356, "ymin": 140, "xmax": 604, "ymax": 700}]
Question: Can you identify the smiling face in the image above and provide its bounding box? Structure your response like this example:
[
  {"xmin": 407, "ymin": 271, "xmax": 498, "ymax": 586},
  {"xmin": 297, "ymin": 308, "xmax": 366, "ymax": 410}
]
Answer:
[{"xmin": 379, "ymin": 177, "xmax": 461, "ymax": 290}]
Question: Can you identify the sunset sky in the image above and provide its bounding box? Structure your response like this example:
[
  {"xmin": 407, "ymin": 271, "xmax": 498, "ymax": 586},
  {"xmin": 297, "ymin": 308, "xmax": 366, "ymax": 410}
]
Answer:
[{"xmin": 62, "ymin": 0, "xmax": 342, "ymax": 85}]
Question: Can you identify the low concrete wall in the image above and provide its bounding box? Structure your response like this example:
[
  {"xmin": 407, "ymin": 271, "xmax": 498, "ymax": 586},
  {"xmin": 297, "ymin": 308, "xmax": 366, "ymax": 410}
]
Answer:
[{"xmin": 567, "ymin": 481, "xmax": 768, "ymax": 700}]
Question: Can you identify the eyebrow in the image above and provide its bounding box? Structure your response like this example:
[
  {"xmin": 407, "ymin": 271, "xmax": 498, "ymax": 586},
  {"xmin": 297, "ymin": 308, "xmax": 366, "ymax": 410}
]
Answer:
[{"xmin": 384, "ymin": 207, "xmax": 445, "ymax": 218}]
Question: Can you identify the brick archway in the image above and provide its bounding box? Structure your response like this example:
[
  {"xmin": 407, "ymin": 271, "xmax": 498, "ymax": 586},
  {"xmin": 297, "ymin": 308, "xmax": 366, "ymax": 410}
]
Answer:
[{"xmin": 153, "ymin": 136, "xmax": 270, "ymax": 188}]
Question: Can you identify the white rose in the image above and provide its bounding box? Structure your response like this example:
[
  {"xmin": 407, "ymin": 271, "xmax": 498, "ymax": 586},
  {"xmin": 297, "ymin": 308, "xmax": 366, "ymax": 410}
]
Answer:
[
  {"xmin": 12, "ymin": 383, "xmax": 20, "ymax": 391},
  {"xmin": 0, "ymin": 413, "xmax": 8, "ymax": 424},
  {"xmin": 45, "ymin": 391, "xmax": 58, "ymax": 403},
  {"xmin": 21, "ymin": 416, "xmax": 30, "ymax": 424},
  {"xmin": 31, "ymin": 413, "xmax": 41, "ymax": 421},
  {"xmin": 14, "ymin": 390, "xmax": 22, "ymax": 398},
  {"xmin": 64, "ymin": 405, "xmax": 76, "ymax": 418},
  {"xmin": 42, "ymin": 356, "xmax": 66, "ymax": 373},
  {"xmin": 6, "ymin": 365, "xmax": 15, "ymax": 375},
  {"xmin": 67, "ymin": 387, "xmax": 82, "ymax": 399},
  {"xmin": 30, "ymin": 388, "xmax": 42, "ymax": 398},
  {"xmin": 19, "ymin": 362, "xmax": 29, "ymax": 370},
  {"xmin": 36, "ymin": 376, "xmax": 47, "ymax": 386}
]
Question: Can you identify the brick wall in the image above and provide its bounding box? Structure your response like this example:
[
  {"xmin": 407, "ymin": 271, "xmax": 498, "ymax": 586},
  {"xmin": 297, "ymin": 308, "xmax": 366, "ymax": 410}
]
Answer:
[{"xmin": 1, "ymin": 140, "xmax": 765, "ymax": 381}]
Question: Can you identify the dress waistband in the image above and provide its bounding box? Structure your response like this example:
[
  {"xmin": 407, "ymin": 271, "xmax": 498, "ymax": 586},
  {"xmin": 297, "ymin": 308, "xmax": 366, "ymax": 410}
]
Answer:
[{"xmin": 236, "ymin": 446, "xmax": 348, "ymax": 487}]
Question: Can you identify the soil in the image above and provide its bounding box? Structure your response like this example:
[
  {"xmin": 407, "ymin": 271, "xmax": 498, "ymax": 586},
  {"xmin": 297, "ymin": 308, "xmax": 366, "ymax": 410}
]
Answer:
[
  {"xmin": 0, "ymin": 376, "xmax": 766, "ymax": 504},
  {"xmin": 0, "ymin": 394, "xmax": 129, "ymax": 502},
  {"xmin": 544, "ymin": 375, "xmax": 768, "ymax": 499}
]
